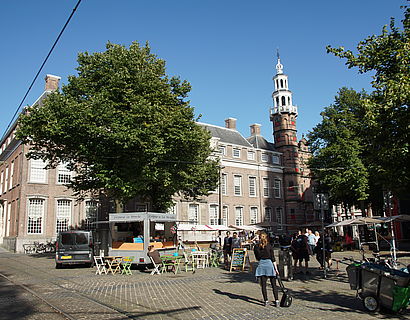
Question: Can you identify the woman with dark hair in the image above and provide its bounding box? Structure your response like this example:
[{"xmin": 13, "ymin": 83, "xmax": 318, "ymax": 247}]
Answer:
[{"xmin": 254, "ymin": 232, "xmax": 280, "ymax": 306}]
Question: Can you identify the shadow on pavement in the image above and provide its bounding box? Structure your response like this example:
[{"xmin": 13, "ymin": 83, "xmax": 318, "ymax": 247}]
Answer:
[
  {"xmin": 128, "ymin": 305, "xmax": 202, "ymax": 318},
  {"xmin": 0, "ymin": 272, "xmax": 37, "ymax": 319},
  {"xmin": 213, "ymin": 288, "xmax": 262, "ymax": 306}
]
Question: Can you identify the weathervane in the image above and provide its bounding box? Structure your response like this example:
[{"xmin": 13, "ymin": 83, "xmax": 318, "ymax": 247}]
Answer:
[{"xmin": 276, "ymin": 48, "xmax": 283, "ymax": 74}]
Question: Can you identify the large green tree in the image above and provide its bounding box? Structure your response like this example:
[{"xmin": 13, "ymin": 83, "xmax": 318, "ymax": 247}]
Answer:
[
  {"xmin": 17, "ymin": 41, "xmax": 219, "ymax": 212},
  {"xmin": 308, "ymin": 88, "xmax": 370, "ymax": 208},
  {"xmin": 326, "ymin": 4, "xmax": 410, "ymax": 197}
]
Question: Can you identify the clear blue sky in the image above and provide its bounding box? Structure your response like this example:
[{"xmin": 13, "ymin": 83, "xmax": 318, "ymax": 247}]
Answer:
[{"xmin": 0, "ymin": 0, "xmax": 407, "ymax": 141}]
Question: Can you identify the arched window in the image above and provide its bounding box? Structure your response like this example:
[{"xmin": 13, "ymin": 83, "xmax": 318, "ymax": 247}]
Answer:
[
  {"xmin": 280, "ymin": 79, "xmax": 284, "ymax": 88},
  {"xmin": 276, "ymin": 97, "xmax": 279, "ymax": 107},
  {"xmin": 276, "ymin": 80, "xmax": 279, "ymax": 89},
  {"xmin": 281, "ymin": 96, "xmax": 286, "ymax": 106},
  {"xmin": 288, "ymin": 97, "xmax": 290, "ymax": 105},
  {"xmin": 285, "ymin": 80, "xmax": 287, "ymax": 88}
]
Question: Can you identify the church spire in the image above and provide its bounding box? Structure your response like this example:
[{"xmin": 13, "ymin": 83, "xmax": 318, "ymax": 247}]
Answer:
[{"xmin": 276, "ymin": 49, "xmax": 283, "ymax": 74}]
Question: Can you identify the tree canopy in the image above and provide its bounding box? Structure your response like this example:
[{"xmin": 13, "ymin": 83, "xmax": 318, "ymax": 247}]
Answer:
[
  {"xmin": 17, "ymin": 41, "xmax": 219, "ymax": 212},
  {"xmin": 310, "ymin": 4, "xmax": 409, "ymax": 207}
]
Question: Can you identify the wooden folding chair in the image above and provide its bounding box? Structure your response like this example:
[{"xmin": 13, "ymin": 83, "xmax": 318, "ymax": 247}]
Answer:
[
  {"xmin": 183, "ymin": 251, "xmax": 195, "ymax": 272},
  {"xmin": 149, "ymin": 256, "xmax": 161, "ymax": 275},
  {"xmin": 94, "ymin": 256, "xmax": 107, "ymax": 275}
]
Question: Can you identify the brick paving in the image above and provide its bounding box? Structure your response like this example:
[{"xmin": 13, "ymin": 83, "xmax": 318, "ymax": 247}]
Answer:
[{"xmin": 0, "ymin": 248, "xmax": 409, "ymax": 320}]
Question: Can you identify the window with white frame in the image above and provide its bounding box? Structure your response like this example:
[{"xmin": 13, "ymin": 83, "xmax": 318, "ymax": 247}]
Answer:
[
  {"xmin": 221, "ymin": 173, "xmax": 227, "ymax": 195},
  {"xmin": 222, "ymin": 206, "xmax": 228, "ymax": 226},
  {"xmin": 274, "ymin": 179, "xmax": 282, "ymax": 198},
  {"xmin": 56, "ymin": 199, "xmax": 72, "ymax": 233},
  {"xmin": 250, "ymin": 207, "xmax": 258, "ymax": 224},
  {"xmin": 30, "ymin": 159, "xmax": 47, "ymax": 183},
  {"xmin": 233, "ymin": 148, "xmax": 241, "ymax": 158},
  {"xmin": 247, "ymin": 150, "xmax": 255, "ymax": 160},
  {"xmin": 233, "ymin": 175, "xmax": 242, "ymax": 196},
  {"xmin": 9, "ymin": 161, "xmax": 14, "ymax": 190},
  {"xmin": 263, "ymin": 178, "xmax": 270, "ymax": 197},
  {"xmin": 261, "ymin": 153, "xmax": 269, "ymax": 162},
  {"xmin": 249, "ymin": 176, "xmax": 257, "ymax": 197},
  {"xmin": 57, "ymin": 163, "xmax": 72, "ymax": 184},
  {"xmin": 209, "ymin": 204, "xmax": 218, "ymax": 225},
  {"xmin": 264, "ymin": 207, "xmax": 272, "ymax": 222},
  {"xmin": 188, "ymin": 204, "xmax": 199, "ymax": 224},
  {"xmin": 27, "ymin": 198, "xmax": 44, "ymax": 234},
  {"xmin": 85, "ymin": 200, "xmax": 98, "ymax": 230},
  {"xmin": 272, "ymin": 155, "xmax": 280, "ymax": 164},
  {"xmin": 276, "ymin": 207, "xmax": 283, "ymax": 230},
  {"xmin": 235, "ymin": 207, "xmax": 243, "ymax": 226},
  {"xmin": 219, "ymin": 145, "xmax": 226, "ymax": 156},
  {"xmin": 4, "ymin": 167, "xmax": 8, "ymax": 192},
  {"xmin": 0, "ymin": 171, "xmax": 3, "ymax": 194}
]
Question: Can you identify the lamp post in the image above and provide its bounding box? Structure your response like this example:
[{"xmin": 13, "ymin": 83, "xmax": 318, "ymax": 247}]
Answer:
[{"xmin": 314, "ymin": 192, "xmax": 329, "ymax": 279}]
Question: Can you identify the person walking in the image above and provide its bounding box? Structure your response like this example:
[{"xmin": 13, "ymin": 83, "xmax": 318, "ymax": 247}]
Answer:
[
  {"xmin": 291, "ymin": 230, "xmax": 310, "ymax": 275},
  {"xmin": 307, "ymin": 229, "xmax": 316, "ymax": 256},
  {"xmin": 254, "ymin": 232, "xmax": 280, "ymax": 307}
]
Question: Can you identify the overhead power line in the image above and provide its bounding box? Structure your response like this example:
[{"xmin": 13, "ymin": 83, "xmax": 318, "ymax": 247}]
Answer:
[{"xmin": 1, "ymin": 0, "xmax": 83, "ymax": 142}]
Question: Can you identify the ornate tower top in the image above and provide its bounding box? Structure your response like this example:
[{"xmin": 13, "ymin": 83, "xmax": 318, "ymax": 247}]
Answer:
[{"xmin": 276, "ymin": 49, "xmax": 283, "ymax": 74}]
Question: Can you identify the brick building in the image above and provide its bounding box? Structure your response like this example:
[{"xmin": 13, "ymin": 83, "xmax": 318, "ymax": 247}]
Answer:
[{"xmin": 0, "ymin": 57, "xmax": 315, "ymax": 252}]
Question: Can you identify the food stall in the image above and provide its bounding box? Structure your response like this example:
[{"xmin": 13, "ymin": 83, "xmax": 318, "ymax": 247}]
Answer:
[{"xmin": 108, "ymin": 212, "xmax": 177, "ymax": 265}]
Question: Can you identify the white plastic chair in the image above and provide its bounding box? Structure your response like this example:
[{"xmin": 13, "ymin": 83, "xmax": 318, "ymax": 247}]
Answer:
[
  {"xmin": 149, "ymin": 256, "xmax": 161, "ymax": 275},
  {"xmin": 94, "ymin": 256, "xmax": 107, "ymax": 275}
]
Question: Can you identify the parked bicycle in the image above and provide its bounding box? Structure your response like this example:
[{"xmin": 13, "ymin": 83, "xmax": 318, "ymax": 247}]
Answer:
[{"xmin": 23, "ymin": 240, "xmax": 56, "ymax": 254}]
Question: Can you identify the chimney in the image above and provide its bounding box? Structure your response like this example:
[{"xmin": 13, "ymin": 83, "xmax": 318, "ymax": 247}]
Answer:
[
  {"xmin": 250, "ymin": 123, "xmax": 261, "ymax": 136},
  {"xmin": 45, "ymin": 74, "xmax": 61, "ymax": 92},
  {"xmin": 225, "ymin": 117, "xmax": 237, "ymax": 130}
]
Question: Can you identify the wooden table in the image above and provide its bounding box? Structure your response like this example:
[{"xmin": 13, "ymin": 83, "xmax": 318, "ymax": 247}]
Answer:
[{"xmin": 104, "ymin": 256, "xmax": 122, "ymax": 274}]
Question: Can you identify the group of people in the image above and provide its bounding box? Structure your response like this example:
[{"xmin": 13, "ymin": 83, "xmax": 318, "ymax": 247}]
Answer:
[
  {"xmin": 253, "ymin": 229, "xmax": 333, "ymax": 306},
  {"xmin": 289, "ymin": 229, "xmax": 333, "ymax": 275},
  {"xmin": 222, "ymin": 231, "xmax": 242, "ymax": 269}
]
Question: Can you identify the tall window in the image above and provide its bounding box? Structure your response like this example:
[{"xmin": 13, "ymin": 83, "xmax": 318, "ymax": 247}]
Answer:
[
  {"xmin": 248, "ymin": 176, "xmax": 257, "ymax": 197},
  {"xmin": 263, "ymin": 178, "xmax": 270, "ymax": 197},
  {"xmin": 9, "ymin": 161, "xmax": 14, "ymax": 190},
  {"xmin": 188, "ymin": 204, "xmax": 199, "ymax": 224},
  {"xmin": 30, "ymin": 159, "xmax": 47, "ymax": 183},
  {"xmin": 235, "ymin": 207, "xmax": 243, "ymax": 226},
  {"xmin": 264, "ymin": 207, "xmax": 272, "ymax": 222},
  {"xmin": 233, "ymin": 148, "xmax": 241, "ymax": 158},
  {"xmin": 222, "ymin": 206, "xmax": 228, "ymax": 226},
  {"xmin": 233, "ymin": 175, "xmax": 242, "ymax": 196},
  {"xmin": 85, "ymin": 200, "xmax": 98, "ymax": 230},
  {"xmin": 4, "ymin": 167, "xmax": 8, "ymax": 192},
  {"xmin": 250, "ymin": 207, "xmax": 258, "ymax": 224},
  {"xmin": 209, "ymin": 204, "xmax": 218, "ymax": 225},
  {"xmin": 276, "ymin": 207, "xmax": 283, "ymax": 230},
  {"xmin": 221, "ymin": 173, "xmax": 227, "ymax": 195},
  {"xmin": 274, "ymin": 179, "xmax": 282, "ymax": 198},
  {"xmin": 0, "ymin": 171, "xmax": 3, "ymax": 194},
  {"xmin": 57, "ymin": 163, "xmax": 72, "ymax": 184},
  {"xmin": 56, "ymin": 199, "xmax": 71, "ymax": 233},
  {"xmin": 27, "ymin": 199, "xmax": 44, "ymax": 234}
]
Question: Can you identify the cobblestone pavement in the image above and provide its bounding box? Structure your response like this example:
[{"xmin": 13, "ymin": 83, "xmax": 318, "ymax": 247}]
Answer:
[{"xmin": 0, "ymin": 248, "xmax": 409, "ymax": 320}]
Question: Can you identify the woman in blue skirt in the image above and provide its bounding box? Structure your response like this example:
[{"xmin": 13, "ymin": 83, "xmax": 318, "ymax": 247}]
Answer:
[{"xmin": 254, "ymin": 232, "xmax": 279, "ymax": 306}]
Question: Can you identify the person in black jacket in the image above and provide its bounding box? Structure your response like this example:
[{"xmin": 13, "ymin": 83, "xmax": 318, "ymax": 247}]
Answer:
[
  {"xmin": 223, "ymin": 231, "xmax": 232, "ymax": 269},
  {"xmin": 254, "ymin": 232, "xmax": 279, "ymax": 306}
]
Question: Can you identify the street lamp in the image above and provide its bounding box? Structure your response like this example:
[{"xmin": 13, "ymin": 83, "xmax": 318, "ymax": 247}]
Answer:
[{"xmin": 314, "ymin": 192, "xmax": 329, "ymax": 278}]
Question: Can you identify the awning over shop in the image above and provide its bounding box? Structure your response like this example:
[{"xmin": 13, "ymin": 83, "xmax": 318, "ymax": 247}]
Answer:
[
  {"xmin": 229, "ymin": 224, "xmax": 264, "ymax": 231},
  {"xmin": 176, "ymin": 224, "xmax": 233, "ymax": 231}
]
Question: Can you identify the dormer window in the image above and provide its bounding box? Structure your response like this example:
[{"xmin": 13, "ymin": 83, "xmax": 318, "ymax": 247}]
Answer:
[{"xmin": 233, "ymin": 148, "xmax": 241, "ymax": 158}]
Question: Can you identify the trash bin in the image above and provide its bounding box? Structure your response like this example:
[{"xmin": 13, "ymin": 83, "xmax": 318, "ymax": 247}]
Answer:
[
  {"xmin": 346, "ymin": 263, "xmax": 362, "ymax": 290},
  {"xmin": 278, "ymin": 246, "xmax": 293, "ymax": 281}
]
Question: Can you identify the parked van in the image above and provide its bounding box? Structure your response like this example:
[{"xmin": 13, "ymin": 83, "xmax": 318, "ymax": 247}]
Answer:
[{"xmin": 55, "ymin": 230, "xmax": 94, "ymax": 268}]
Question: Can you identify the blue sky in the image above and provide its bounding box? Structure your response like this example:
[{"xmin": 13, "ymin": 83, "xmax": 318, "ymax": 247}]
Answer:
[{"xmin": 0, "ymin": 0, "xmax": 407, "ymax": 141}]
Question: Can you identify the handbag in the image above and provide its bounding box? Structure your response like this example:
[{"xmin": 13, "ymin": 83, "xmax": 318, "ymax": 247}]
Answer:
[{"xmin": 277, "ymin": 275, "xmax": 293, "ymax": 307}]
